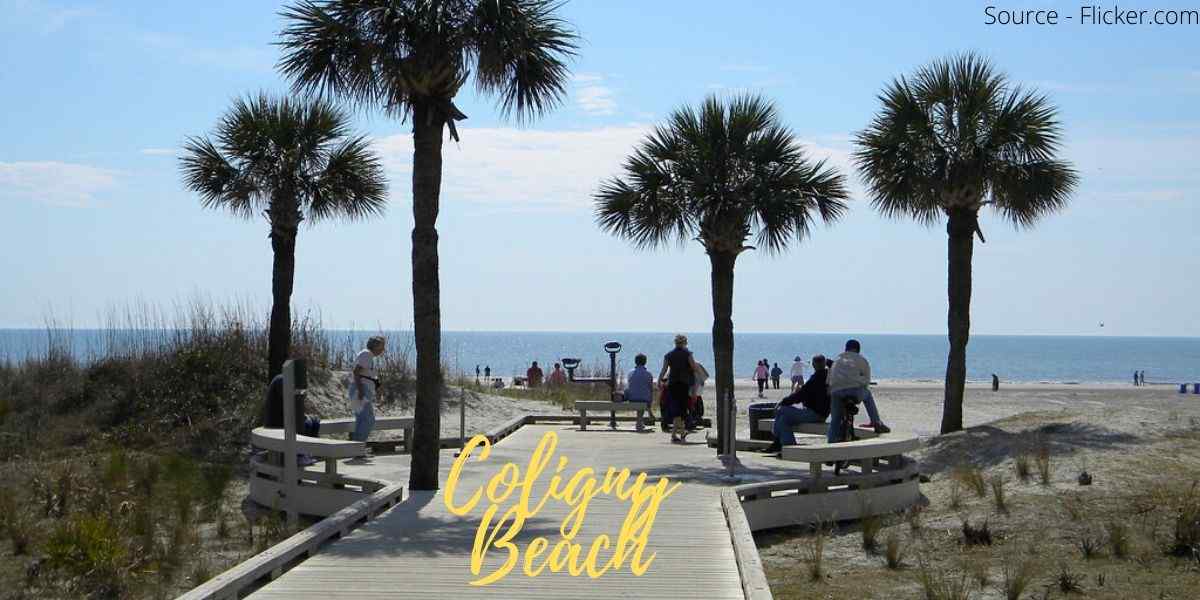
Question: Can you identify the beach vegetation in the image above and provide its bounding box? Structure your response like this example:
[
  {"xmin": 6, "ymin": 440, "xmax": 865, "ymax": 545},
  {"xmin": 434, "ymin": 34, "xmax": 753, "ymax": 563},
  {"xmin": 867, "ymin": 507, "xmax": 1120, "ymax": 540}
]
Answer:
[
  {"xmin": 1014, "ymin": 453, "xmax": 1032, "ymax": 482},
  {"xmin": 916, "ymin": 553, "xmax": 972, "ymax": 600},
  {"xmin": 276, "ymin": 0, "xmax": 581, "ymax": 491},
  {"xmin": 1000, "ymin": 552, "xmax": 1037, "ymax": 600},
  {"xmin": 803, "ymin": 522, "xmax": 829, "ymax": 582},
  {"xmin": 595, "ymin": 93, "xmax": 849, "ymax": 452},
  {"xmin": 861, "ymin": 513, "xmax": 883, "ymax": 552},
  {"xmin": 1107, "ymin": 520, "xmax": 1130, "ymax": 558},
  {"xmin": 961, "ymin": 519, "xmax": 992, "ymax": 546},
  {"xmin": 990, "ymin": 474, "xmax": 1008, "ymax": 513},
  {"xmin": 853, "ymin": 52, "xmax": 1078, "ymax": 434},
  {"xmin": 953, "ymin": 464, "xmax": 987, "ymax": 497},
  {"xmin": 884, "ymin": 531, "xmax": 904, "ymax": 569},
  {"xmin": 1036, "ymin": 443, "xmax": 1052, "ymax": 485}
]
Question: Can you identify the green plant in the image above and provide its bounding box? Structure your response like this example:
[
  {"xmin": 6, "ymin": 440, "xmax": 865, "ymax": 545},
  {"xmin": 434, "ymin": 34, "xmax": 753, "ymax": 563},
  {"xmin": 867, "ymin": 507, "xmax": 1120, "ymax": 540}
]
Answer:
[
  {"xmin": 103, "ymin": 448, "xmax": 130, "ymax": 490},
  {"xmin": 1015, "ymin": 454, "xmax": 1032, "ymax": 482},
  {"xmin": 216, "ymin": 510, "xmax": 231, "ymax": 540},
  {"xmin": 990, "ymin": 475, "xmax": 1007, "ymax": 513},
  {"xmin": 962, "ymin": 519, "xmax": 993, "ymax": 546},
  {"xmin": 949, "ymin": 479, "xmax": 964, "ymax": 510},
  {"xmin": 1169, "ymin": 482, "xmax": 1200, "ymax": 558},
  {"xmin": 885, "ymin": 531, "xmax": 904, "ymax": 569},
  {"xmin": 6, "ymin": 509, "xmax": 34, "ymax": 555},
  {"xmin": 861, "ymin": 513, "xmax": 883, "ymax": 552},
  {"xmin": 961, "ymin": 552, "xmax": 990, "ymax": 588},
  {"xmin": 191, "ymin": 559, "xmax": 213, "ymax": 586},
  {"xmin": 1000, "ymin": 553, "xmax": 1038, "ymax": 600},
  {"xmin": 954, "ymin": 465, "xmax": 987, "ymax": 498},
  {"xmin": 908, "ymin": 504, "xmax": 926, "ymax": 531},
  {"xmin": 1107, "ymin": 520, "xmax": 1130, "ymax": 558},
  {"xmin": 1061, "ymin": 491, "xmax": 1085, "ymax": 521}
]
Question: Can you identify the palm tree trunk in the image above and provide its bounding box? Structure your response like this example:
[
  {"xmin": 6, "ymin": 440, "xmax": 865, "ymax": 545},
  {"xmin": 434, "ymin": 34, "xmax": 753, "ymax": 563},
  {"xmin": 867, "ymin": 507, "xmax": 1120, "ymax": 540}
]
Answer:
[
  {"xmin": 267, "ymin": 224, "xmax": 297, "ymax": 382},
  {"xmin": 708, "ymin": 250, "xmax": 737, "ymax": 454},
  {"xmin": 409, "ymin": 102, "xmax": 444, "ymax": 491},
  {"xmin": 941, "ymin": 209, "xmax": 976, "ymax": 434}
]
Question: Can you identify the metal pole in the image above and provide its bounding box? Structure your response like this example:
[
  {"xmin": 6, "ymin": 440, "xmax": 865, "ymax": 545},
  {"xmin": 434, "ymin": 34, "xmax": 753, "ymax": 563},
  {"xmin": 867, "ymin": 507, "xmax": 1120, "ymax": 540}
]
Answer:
[
  {"xmin": 282, "ymin": 360, "xmax": 298, "ymax": 529},
  {"xmin": 459, "ymin": 385, "xmax": 466, "ymax": 450}
]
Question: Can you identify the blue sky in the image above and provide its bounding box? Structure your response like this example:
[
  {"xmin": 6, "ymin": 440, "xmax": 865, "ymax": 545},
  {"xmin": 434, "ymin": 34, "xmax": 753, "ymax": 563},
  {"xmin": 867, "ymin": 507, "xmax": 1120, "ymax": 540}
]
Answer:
[{"xmin": 2, "ymin": 0, "xmax": 1198, "ymax": 336}]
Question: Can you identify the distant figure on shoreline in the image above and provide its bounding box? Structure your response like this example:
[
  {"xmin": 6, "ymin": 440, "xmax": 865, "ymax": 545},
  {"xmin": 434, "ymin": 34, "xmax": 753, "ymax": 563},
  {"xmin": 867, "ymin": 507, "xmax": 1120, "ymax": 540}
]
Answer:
[
  {"xmin": 770, "ymin": 362, "xmax": 783, "ymax": 389},
  {"xmin": 526, "ymin": 361, "xmax": 544, "ymax": 388},
  {"xmin": 1139, "ymin": 370, "xmax": 1146, "ymax": 386},
  {"xmin": 547, "ymin": 362, "xmax": 566, "ymax": 387},
  {"xmin": 475, "ymin": 364, "xmax": 480, "ymax": 383},
  {"xmin": 992, "ymin": 373, "xmax": 1000, "ymax": 392},
  {"xmin": 1133, "ymin": 370, "xmax": 1139, "ymax": 386},
  {"xmin": 754, "ymin": 360, "xmax": 769, "ymax": 398},
  {"xmin": 790, "ymin": 356, "xmax": 806, "ymax": 392},
  {"xmin": 484, "ymin": 365, "xmax": 491, "ymax": 382}
]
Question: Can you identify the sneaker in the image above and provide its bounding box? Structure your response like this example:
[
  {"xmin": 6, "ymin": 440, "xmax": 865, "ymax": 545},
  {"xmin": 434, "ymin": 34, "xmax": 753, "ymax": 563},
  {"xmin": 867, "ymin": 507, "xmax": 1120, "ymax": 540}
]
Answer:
[
  {"xmin": 762, "ymin": 442, "xmax": 782, "ymax": 454},
  {"xmin": 670, "ymin": 436, "xmax": 681, "ymax": 444},
  {"xmin": 873, "ymin": 423, "xmax": 891, "ymax": 434},
  {"xmin": 297, "ymin": 455, "xmax": 317, "ymax": 467}
]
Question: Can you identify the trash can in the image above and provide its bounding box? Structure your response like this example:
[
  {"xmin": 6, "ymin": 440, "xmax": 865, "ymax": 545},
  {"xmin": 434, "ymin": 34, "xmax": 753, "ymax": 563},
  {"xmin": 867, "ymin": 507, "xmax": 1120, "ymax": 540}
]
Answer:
[
  {"xmin": 1194, "ymin": 383, "xmax": 1200, "ymax": 394},
  {"xmin": 748, "ymin": 402, "xmax": 777, "ymax": 441},
  {"xmin": 1182, "ymin": 384, "xmax": 1189, "ymax": 394}
]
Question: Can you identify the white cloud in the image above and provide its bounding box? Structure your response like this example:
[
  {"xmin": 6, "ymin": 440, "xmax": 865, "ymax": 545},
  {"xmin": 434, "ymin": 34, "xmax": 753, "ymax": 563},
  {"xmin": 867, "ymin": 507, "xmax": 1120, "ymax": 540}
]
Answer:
[
  {"xmin": 139, "ymin": 147, "xmax": 176, "ymax": 157},
  {"xmin": 0, "ymin": 161, "xmax": 119, "ymax": 207},
  {"xmin": 573, "ymin": 73, "xmax": 618, "ymax": 116},
  {"xmin": 373, "ymin": 125, "xmax": 650, "ymax": 211}
]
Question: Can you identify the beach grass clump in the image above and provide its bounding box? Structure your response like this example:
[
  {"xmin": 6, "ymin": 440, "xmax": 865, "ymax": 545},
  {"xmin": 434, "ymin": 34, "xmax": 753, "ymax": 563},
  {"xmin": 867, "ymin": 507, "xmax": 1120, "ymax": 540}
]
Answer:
[
  {"xmin": 953, "ymin": 465, "xmax": 987, "ymax": 498},
  {"xmin": 885, "ymin": 531, "xmax": 905, "ymax": 569},
  {"xmin": 949, "ymin": 479, "xmax": 964, "ymax": 510},
  {"xmin": 1014, "ymin": 454, "xmax": 1032, "ymax": 482},
  {"xmin": 960, "ymin": 551, "xmax": 990, "ymax": 588},
  {"xmin": 962, "ymin": 519, "xmax": 993, "ymax": 546},
  {"xmin": 907, "ymin": 504, "xmax": 925, "ymax": 531},
  {"xmin": 861, "ymin": 513, "xmax": 883, "ymax": 552},
  {"xmin": 989, "ymin": 475, "xmax": 1008, "ymax": 513},
  {"xmin": 1075, "ymin": 526, "xmax": 1102, "ymax": 559},
  {"xmin": 1000, "ymin": 553, "xmax": 1038, "ymax": 600},
  {"xmin": 916, "ymin": 555, "xmax": 972, "ymax": 600},
  {"xmin": 1061, "ymin": 491, "xmax": 1086, "ymax": 521},
  {"xmin": 1169, "ymin": 482, "xmax": 1200, "ymax": 558},
  {"xmin": 1107, "ymin": 520, "xmax": 1131, "ymax": 559},
  {"xmin": 803, "ymin": 523, "xmax": 829, "ymax": 582},
  {"xmin": 1056, "ymin": 562, "xmax": 1084, "ymax": 593},
  {"xmin": 44, "ymin": 513, "xmax": 131, "ymax": 598},
  {"xmin": 1036, "ymin": 444, "xmax": 1052, "ymax": 485}
]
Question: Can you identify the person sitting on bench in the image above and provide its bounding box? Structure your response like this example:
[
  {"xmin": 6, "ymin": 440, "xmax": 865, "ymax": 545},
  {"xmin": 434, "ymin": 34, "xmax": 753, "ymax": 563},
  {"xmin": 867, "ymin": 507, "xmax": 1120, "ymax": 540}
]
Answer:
[
  {"xmin": 763, "ymin": 355, "xmax": 830, "ymax": 453},
  {"xmin": 827, "ymin": 339, "xmax": 891, "ymax": 441},
  {"xmin": 624, "ymin": 353, "xmax": 657, "ymax": 424},
  {"xmin": 262, "ymin": 372, "xmax": 321, "ymax": 465}
]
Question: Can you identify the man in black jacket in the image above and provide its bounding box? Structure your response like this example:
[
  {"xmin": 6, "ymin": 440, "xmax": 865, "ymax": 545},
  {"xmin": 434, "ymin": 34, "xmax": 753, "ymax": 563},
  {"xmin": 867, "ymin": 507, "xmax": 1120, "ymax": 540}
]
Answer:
[{"xmin": 764, "ymin": 355, "xmax": 830, "ymax": 453}]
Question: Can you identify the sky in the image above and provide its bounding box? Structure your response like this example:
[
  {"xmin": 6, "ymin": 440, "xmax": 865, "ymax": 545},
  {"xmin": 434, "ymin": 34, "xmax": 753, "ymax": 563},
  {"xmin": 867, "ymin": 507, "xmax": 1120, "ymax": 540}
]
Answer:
[{"xmin": 2, "ymin": 0, "xmax": 1198, "ymax": 336}]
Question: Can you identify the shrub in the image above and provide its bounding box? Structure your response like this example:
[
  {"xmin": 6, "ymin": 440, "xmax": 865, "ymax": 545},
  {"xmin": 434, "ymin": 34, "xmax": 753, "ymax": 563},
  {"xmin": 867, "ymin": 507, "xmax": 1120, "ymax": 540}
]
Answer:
[
  {"xmin": 1014, "ymin": 454, "xmax": 1032, "ymax": 482},
  {"xmin": 1075, "ymin": 527, "xmax": 1102, "ymax": 559},
  {"xmin": 1107, "ymin": 521, "xmax": 1130, "ymax": 559},
  {"xmin": 990, "ymin": 475, "xmax": 1007, "ymax": 513},
  {"xmin": 6, "ymin": 509, "xmax": 34, "ymax": 556},
  {"xmin": 962, "ymin": 519, "xmax": 993, "ymax": 546},
  {"xmin": 961, "ymin": 552, "xmax": 990, "ymax": 588},
  {"xmin": 949, "ymin": 479, "xmax": 963, "ymax": 510},
  {"xmin": 908, "ymin": 504, "xmax": 925, "ymax": 531},
  {"xmin": 103, "ymin": 448, "xmax": 130, "ymax": 490},
  {"xmin": 191, "ymin": 559, "xmax": 213, "ymax": 586},
  {"xmin": 1061, "ymin": 491, "xmax": 1085, "ymax": 521},
  {"xmin": 885, "ymin": 531, "xmax": 904, "ymax": 569}
]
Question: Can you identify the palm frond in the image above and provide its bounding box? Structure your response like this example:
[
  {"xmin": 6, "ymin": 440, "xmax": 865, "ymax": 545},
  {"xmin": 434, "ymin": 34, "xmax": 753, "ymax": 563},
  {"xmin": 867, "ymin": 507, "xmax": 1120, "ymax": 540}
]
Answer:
[
  {"xmin": 178, "ymin": 136, "xmax": 259, "ymax": 219},
  {"xmin": 473, "ymin": 0, "xmax": 578, "ymax": 122},
  {"xmin": 307, "ymin": 135, "xmax": 389, "ymax": 223}
]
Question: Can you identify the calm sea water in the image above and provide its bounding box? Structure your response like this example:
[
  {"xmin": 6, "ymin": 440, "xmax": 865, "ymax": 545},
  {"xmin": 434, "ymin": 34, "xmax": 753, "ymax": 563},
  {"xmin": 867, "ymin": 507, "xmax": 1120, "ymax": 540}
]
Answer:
[{"xmin": 2, "ymin": 329, "xmax": 1198, "ymax": 385}]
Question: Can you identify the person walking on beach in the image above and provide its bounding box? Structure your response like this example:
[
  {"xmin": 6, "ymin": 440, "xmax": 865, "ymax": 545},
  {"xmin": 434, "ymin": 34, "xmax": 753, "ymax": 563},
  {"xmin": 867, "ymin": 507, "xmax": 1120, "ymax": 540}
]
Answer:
[
  {"xmin": 754, "ymin": 360, "xmax": 769, "ymax": 398},
  {"xmin": 349, "ymin": 336, "xmax": 386, "ymax": 451},
  {"xmin": 1133, "ymin": 370, "xmax": 1139, "ymax": 386},
  {"xmin": 764, "ymin": 355, "xmax": 830, "ymax": 454},
  {"xmin": 526, "ymin": 361, "xmax": 544, "ymax": 388},
  {"xmin": 484, "ymin": 365, "xmax": 491, "ymax": 382},
  {"xmin": 992, "ymin": 373, "xmax": 1000, "ymax": 392},
  {"xmin": 475, "ymin": 364, "xmax": 480, "ymax": 383},
  {"xmin": 1139, "ymin": 370, "xmax": 1146, "ymax": 386},
  {"xmin": 827, "ymin": 339, "xmax": 890, "ymax": 440},
  {"xmin": 770, "ymin": 362, "xmax": 783, "ymax": 389},
  {"xmin": 659, "ymin": 334, "xmax": 699, "ymax": 443},
  {"xmin": 790, "ymin": 356, "xmax": 806, "ymax": 392}
]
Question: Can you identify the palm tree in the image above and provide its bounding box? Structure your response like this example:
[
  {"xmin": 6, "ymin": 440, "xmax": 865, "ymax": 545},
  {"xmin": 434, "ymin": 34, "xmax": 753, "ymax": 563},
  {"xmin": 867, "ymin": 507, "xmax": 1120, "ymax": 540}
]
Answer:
[
  {"xmin": 853, "ymin": 53, "xmax": 1077, "ymax": 434},
  {"xmin": 180, "ymin": 93, "xmax": 387, "ymax": 382},
  {"xmin": 595, "ymin": 94, "xmax": 849, "ymax": 453},
  {"xmin": 277, "ymin": 0, "xmax": 578, "ymax": 490}
]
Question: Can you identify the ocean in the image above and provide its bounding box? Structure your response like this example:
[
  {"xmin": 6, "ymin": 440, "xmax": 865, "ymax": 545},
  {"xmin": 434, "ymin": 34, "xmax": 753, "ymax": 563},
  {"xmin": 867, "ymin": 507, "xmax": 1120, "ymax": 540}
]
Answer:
[{"xmin": 2, "ymin": 329, "xmax": 1198, "ymax": 385}]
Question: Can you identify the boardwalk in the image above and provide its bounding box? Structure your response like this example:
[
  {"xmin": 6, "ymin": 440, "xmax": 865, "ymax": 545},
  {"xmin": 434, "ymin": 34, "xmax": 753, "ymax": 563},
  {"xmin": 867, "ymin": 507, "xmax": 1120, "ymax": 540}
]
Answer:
[{"xmin": 250, "ymin": 423, "xmax": 801, "ymax": 599}]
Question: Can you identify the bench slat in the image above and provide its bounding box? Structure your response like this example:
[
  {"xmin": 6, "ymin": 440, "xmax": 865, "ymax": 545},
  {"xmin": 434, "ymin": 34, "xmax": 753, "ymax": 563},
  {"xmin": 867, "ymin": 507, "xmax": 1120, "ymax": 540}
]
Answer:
[
  {"xmin": 756, "ymin": 419, "xmax": 878, "ymax": 438},
  {"xmin": 576, "ymin": 401, "xmax": 649, "ymax": 411},
  {"xmin": 320, "ymin": 416, "xmax": 414, "ymax": 435},
  {"xmin": 780, "ymin": 436, "xmax": 919, "ymax": 463}
]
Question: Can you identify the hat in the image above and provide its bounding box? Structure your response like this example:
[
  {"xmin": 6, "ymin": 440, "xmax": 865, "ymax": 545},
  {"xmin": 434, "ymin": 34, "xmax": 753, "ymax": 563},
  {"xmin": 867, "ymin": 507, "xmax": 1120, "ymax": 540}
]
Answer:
[{"xmin": 793, "ymin": 356, "xmax": 802, "ymax": 361}]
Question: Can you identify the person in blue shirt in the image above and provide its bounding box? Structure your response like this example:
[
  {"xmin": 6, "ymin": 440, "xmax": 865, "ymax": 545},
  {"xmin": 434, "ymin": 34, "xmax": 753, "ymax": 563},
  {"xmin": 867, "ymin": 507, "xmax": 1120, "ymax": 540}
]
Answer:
[{"xmin": 625, "ymin": 353, "xmax": 657, "ymax": 424}]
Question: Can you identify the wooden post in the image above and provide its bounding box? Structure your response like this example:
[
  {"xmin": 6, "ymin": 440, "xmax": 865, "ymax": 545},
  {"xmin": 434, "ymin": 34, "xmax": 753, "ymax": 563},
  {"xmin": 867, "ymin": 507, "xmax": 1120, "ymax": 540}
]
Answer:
[{"xmin": 282, "ymin": 359, "xmax": 299, "ymax": 529}]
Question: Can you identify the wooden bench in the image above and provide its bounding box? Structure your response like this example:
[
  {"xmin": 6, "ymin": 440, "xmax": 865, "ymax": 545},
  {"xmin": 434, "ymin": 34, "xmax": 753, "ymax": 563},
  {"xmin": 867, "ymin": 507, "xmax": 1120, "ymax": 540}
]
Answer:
[
  {"xmin": 756, "ymin": 419, "xmax": 878, "ymax": 439},
  {"xmin": 781, "ymin": 436, "xmax": 920, "ymax": 478},
  {"xmin": 320, "ymin": 416, "xmax": 414, "ymax": 451},
  {"xmin": 250, "ymin": 428, "xmax": 389, "ymax": 517},
  {"xmin": 576, "ymin": 400, "xmax": 650, "ymax": 431}
]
